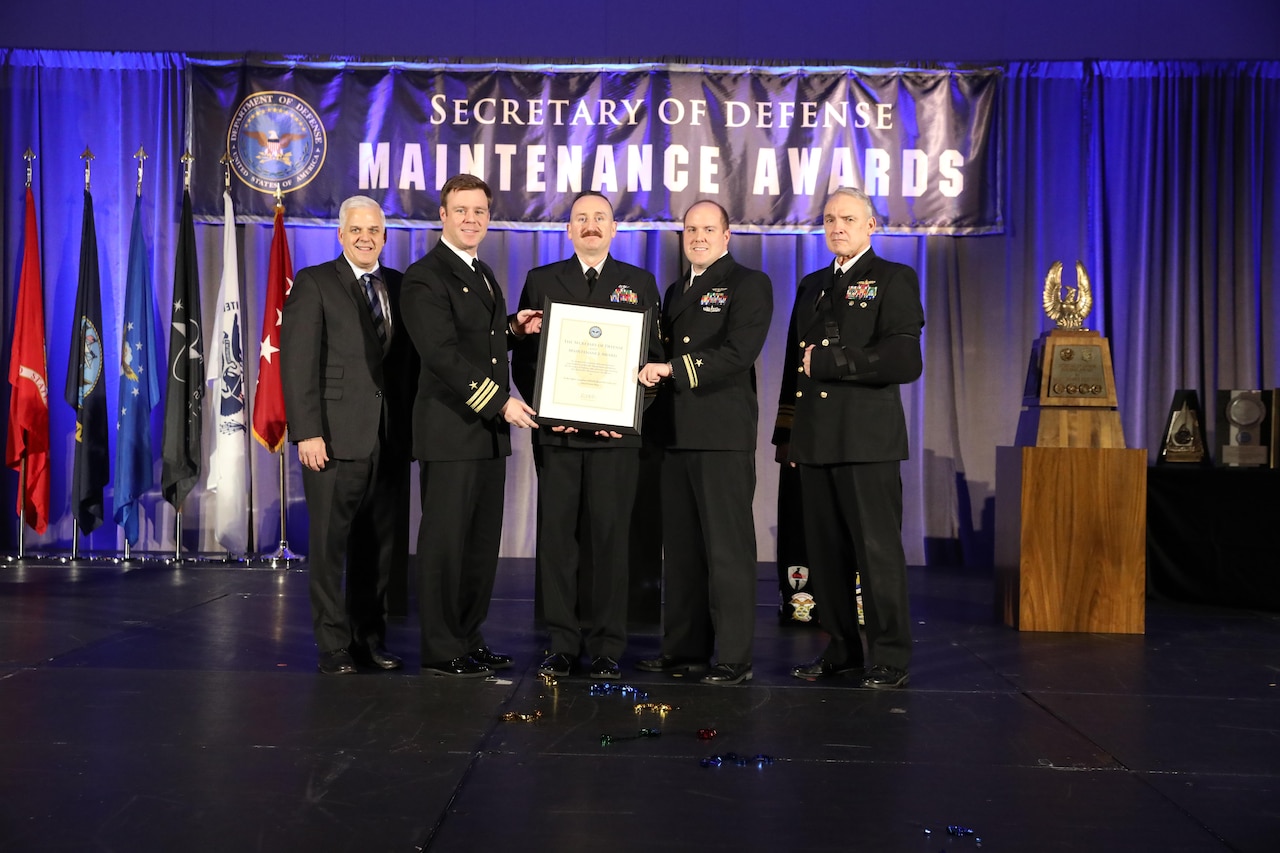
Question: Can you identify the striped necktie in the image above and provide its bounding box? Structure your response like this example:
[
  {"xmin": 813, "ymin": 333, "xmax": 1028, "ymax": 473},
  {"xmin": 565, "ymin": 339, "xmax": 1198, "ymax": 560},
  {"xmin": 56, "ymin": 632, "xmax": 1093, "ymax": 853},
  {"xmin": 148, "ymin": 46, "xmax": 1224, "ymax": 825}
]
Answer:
[{"xmin": 361, "ymin": 273, "xmax": 387, "ymax": 346}]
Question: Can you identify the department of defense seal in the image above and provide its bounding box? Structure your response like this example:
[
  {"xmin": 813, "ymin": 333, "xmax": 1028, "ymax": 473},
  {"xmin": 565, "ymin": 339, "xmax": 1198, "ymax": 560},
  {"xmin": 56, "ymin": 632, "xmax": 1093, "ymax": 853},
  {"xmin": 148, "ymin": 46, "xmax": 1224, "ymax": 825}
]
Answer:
[{"xmin": 227, "ymin": 91, "xmax": 327, "ymax": 194}]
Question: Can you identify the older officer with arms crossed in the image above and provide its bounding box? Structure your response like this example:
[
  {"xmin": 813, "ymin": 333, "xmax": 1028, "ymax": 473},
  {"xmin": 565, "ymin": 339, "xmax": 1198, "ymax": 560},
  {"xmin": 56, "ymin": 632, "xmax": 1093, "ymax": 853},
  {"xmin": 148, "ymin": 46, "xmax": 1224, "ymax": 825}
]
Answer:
[
  {"xmin": 282, "ymin": 194, "xmax": 414, "ymax": 675},
  {"xmin": 637, "ymin": 200, "xmax": 773, "ymax": 687},
  {"xmin": 774, "ymin": 186, "xmax": 925, "ymax": 690},
  {"xmin": 512, "ymin": 191, "xmax": 663, "ymax": 680},
  {"xmin": 400, "ymin": 174, "xmax": 542, "ymax": 677}
]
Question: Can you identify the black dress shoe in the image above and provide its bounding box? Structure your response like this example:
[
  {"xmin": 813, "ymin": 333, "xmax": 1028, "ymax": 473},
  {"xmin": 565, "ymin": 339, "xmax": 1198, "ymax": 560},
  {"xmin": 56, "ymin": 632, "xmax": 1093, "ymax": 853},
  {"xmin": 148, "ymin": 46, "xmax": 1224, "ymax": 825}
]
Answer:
[
  {"xmin": 589, "ymin": 656, "xmax": 621, "ymax": 679},
  {"xmin": 635, "ymin": 655, "xmax": 709, "ymax": 675},
  {"xmin": 366, "ymin": 646, "xmax": 403, "ymax": 670},
  {"xmin": 790, "ymin": 657, "xmax": 863, "ymax": 680},
  {"xmin": 318, "ymin": 649, "xmax": 357, "ymax": 675},
  {"xmin": 470, "ymin": 646, "xmax": 514, "ymax": 669},
  {"xmin": 701, "ymin": 662, "xmax": 753, "ymax": 686},
  {"xmin": 538, "ymin": 652, "xmax": 574, "ymax": 677},
  {"xmin": 860, "ymin": 664, "xmax": 909, "ymax": 690},
  {"xmin": 422, "ymin": 656, "xmax": 492, "ymax": 678},
  {"xmin": 350, "ymin": 642, "xmax": 404, "ymax": 670}
]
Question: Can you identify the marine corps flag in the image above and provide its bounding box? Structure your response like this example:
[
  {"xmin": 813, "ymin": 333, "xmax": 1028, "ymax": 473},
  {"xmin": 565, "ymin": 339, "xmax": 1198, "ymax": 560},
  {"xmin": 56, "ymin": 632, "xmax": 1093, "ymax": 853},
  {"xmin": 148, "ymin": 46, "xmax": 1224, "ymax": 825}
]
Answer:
[
  {"xmin": 65, "ymin": 189, "xmax": 110, "ymax": 534},
  {"xmin": 160, "ymin": 186, "xmax": 204, "ymax": 508},
  {"xmin": 251, "ymin": 202, "xmax": 291, "ymax": 452},
  {"xmin": 113, "ymin": 197, "xmax": 161, "ymax": 545},
  {"xmin": 5, "ymin": 187, "xmax": 50, "ymax": 533}
]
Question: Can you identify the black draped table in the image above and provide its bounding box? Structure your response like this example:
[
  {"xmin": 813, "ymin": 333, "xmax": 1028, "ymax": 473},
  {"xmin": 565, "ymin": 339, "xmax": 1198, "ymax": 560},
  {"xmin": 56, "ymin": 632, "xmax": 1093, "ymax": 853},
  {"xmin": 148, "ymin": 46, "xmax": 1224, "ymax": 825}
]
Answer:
[{"xmin": 1147, "ymin": 466, "xmax": 1280, "ymax": 611}]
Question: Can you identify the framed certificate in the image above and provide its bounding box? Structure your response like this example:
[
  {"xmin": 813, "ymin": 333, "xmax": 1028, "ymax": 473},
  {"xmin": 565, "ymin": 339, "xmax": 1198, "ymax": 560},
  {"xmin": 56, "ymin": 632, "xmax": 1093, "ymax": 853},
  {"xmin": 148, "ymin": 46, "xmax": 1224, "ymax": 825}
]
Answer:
[{"xmin": 532, "ymin": 298, "xmax": 652, "ymax": 434}]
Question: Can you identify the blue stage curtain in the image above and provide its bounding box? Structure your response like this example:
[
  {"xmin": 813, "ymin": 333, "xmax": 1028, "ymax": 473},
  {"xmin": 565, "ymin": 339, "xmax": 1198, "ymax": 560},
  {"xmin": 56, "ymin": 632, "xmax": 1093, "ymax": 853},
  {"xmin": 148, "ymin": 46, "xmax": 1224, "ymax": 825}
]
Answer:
[{"xmin": 2, "ymin": 51, "xmax": 1278, "ymax": 568}]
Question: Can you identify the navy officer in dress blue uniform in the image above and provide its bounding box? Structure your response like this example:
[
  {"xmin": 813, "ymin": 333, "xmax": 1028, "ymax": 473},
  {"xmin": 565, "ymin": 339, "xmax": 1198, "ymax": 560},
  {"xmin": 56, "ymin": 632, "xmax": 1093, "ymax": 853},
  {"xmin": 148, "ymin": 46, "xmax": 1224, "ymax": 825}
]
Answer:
[
  {"xmin": 774, "ymin": 186, "xmax": 925, "ymax": 690},
  {"xmin": 637, "ymin": 200, "xmax": 773, "ymax": 687},
  {"xmin": 400, "ymin": 174, "xmax": 542, "ymax": 677},
  {"xmin": 512, "ymin": 191, "xmax": 663, "ymax": 680}
]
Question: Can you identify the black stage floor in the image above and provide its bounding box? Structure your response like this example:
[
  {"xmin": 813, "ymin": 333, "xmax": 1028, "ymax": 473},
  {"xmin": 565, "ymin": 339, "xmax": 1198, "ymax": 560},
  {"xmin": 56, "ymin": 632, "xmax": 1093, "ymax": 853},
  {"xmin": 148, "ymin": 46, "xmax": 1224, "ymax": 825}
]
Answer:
[{"xmin": 1, "ymin": 558, "xmax": 1277, "ymax": 852}]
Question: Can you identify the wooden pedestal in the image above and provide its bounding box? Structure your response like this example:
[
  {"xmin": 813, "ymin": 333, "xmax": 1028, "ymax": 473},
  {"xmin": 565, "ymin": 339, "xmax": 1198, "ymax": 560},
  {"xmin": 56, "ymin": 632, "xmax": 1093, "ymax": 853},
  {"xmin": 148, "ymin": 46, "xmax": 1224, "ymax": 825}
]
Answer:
[{"xmin": 995, "ymin": 446, "xmax": 1146, "ymax": 633}]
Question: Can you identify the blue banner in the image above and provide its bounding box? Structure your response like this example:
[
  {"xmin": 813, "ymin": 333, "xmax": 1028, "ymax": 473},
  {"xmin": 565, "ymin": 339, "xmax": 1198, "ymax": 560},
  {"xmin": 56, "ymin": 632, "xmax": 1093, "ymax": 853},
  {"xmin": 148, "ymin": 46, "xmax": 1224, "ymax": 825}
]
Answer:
[{"xmin": 188, "ymin": 58, "xmax": 1001, "ymax": 234}]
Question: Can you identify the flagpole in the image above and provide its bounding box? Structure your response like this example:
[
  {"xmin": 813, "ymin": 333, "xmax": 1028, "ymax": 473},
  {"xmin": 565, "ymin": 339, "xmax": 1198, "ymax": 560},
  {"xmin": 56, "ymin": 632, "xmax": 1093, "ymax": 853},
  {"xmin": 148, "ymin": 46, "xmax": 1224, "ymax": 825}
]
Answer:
[
  {"xmin": 71, "ymin": 148, "xmax": 92, "ymax": 564},
  {"xmin": 256, "ymin": 184, "xmax": 299, "ymax": 568},
  {"xmin": 11, "ymin": 459, "xmax": 26, "ymax": 561},
  {"xmin": 123, "ymin": 146, "xmax": 141, "ymax": 565},
  {"xmin": 172, "ymin": 152, "xmax": 188, "ymax": 565},
  {"xmin": 270, "ymin": 440, "xmax": 300, "ymax": 567},
  {"xmin": 269, "ymin": 185, "xmax": 298, "ymax": 568},
  {"xmin": 9, "ymin": 150, "xmax": 37, "ymax": 563},
  {"xmin": 126, "ymin": 146, "xmax": 141, "ymax": 566}
]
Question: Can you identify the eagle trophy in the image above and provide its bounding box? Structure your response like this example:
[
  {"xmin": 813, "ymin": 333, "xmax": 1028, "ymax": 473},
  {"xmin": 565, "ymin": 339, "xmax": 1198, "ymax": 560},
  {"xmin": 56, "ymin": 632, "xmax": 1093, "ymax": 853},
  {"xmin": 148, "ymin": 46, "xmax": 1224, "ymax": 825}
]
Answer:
[{"xmin": 1042, "ymin": 260, "xmax": 1093, "ymax": 330}]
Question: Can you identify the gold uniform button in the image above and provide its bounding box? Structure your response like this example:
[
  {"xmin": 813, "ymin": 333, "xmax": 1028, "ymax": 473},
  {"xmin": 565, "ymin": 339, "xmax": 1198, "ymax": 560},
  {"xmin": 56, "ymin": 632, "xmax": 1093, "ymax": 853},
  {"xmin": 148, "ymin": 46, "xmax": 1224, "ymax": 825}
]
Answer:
[
  {"xmin": 682, "ymin": 336, "xmax": 690, "ymax": 344},
  {"xmin": 491, "ymin": 357, "xmax": 498, "ymax": 364},
  {"xmin": 462, "ymin": 286, "xmax": 470, "ymax": 293},
  {"xmin": 821, "ymin": 339, "xmax": 830, "ymax": 346},
  {"xmin": 820, "ymin": 391, "xmax": 828, "ymax": 398},
  {"xmin": 799, "ymin": 340, "xmax": 806, "ymax": 348},
  {"xmin": 796, "ymin": 366, "xmax": 804, "ymax": 373},
  {"xmin": 795, "ymin": 391, "xmax": 803, "ymax": 398}
]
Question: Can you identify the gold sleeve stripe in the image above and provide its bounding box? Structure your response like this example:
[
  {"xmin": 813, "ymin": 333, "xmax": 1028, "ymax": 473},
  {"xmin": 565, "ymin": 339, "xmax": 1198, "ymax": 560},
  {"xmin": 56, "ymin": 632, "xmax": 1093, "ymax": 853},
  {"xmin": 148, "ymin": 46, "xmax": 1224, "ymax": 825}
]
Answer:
[
  {"xmin": 467, "ymin": 378, "xmax": 499, "ymax": 412},
  {"xmin": 775, "ymin": 404, "xmax": 795, "ymax": 428},
  {"xmin": 682, "ymin": 353, "xmax": 698, "ymax": 389}
]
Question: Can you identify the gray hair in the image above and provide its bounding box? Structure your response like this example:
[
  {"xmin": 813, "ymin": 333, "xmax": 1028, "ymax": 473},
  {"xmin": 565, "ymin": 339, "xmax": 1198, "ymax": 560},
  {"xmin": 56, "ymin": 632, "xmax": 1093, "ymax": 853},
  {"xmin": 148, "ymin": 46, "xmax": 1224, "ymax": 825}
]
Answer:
[
  {"xmin": 828, "ymin": 186, "xmax": 877, "ymax": 221},
  {"xmin": 338, "ymin": 195, "xmax": 386, "ymax": 230}
]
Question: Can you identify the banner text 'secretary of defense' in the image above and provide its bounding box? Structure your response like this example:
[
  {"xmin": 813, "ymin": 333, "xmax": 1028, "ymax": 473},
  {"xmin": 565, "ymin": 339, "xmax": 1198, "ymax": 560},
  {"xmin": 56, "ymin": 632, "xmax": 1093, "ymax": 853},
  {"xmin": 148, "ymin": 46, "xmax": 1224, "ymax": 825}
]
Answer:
[{"xmin": 188, "ymin": 60, "xmax": 1001, "ymax": 235}]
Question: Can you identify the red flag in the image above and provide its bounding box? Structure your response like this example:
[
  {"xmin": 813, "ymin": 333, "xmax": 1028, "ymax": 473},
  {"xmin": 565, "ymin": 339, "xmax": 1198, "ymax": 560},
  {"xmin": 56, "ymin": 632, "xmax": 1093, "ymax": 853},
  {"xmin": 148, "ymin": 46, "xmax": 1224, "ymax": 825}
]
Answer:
[
  {"xmin": 251, "ymin": 203, "xmax": 292, "ymax": 452},
  {"xmin": 5, "ymin": 187, "xmax": 50, "ymax": 532}
]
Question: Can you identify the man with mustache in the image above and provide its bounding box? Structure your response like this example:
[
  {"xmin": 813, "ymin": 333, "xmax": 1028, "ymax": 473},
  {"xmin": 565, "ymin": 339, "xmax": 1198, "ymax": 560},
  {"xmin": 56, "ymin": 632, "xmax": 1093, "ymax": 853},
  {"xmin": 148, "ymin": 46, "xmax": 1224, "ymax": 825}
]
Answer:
[{"xmin": 512, "ymin": 191, "xmax": 662, "ymax": 679}]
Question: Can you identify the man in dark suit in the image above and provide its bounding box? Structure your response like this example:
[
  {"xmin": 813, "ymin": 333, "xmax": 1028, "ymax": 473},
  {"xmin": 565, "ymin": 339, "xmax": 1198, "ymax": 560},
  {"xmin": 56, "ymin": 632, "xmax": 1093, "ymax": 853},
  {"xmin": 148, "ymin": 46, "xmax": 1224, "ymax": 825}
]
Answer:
[
  {"xmin": 400, "ymin": 174, "xmax": 542, "ymax": 677},
  {"xmin": 636, "ymin": 200, "xmax": 773, "ymax": 687},
  {"xmin": 774, "ymin": 186, "xmax": 925, "ymax": 690},
  {"xmin": 281, "ymin": 194, "xmax": 416, "ymax": 675},
  {"xmin": 511, "ymin": 191, "xmax": 663, "ymax": 680}
]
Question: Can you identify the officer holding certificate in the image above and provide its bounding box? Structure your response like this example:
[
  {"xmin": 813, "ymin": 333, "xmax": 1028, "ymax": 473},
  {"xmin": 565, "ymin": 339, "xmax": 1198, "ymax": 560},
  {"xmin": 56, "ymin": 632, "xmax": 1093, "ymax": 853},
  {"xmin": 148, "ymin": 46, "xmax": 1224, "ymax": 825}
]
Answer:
[{"xmin": 513, "ymin": 191, "xmax": 662, "ymax": 680}]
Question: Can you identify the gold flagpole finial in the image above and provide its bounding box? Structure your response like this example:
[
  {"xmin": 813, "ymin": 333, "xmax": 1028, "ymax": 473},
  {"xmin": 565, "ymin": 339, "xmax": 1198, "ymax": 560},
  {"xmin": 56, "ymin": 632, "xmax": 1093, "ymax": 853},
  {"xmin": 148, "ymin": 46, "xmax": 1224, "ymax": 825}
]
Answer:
[
  {"xmin": 180, "ymin": 151, "xmax": 194, "ymax": 193},
  {"xmin": 219, "ymin": 153, "xmax": 231, "ymax": 191},
  {"xmin": 81, "ymin": 146, "xmax": 95, "ymax": 191},
  {"xmin": 273, "ymin": 183, "xmax": 284, "ymax": 208},
  {"xmin": 133, "ymin": 145, "xmax": 148, "ymax": 197},
  {"xmin": 23, "ymin": 148, "xmax": 35, "ymax": 189}
]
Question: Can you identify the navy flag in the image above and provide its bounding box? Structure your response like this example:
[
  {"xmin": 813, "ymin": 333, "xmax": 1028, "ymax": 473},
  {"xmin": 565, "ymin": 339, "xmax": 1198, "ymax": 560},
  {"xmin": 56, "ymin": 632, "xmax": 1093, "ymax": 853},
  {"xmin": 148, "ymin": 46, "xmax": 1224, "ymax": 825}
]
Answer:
[
  {"xmin": 64, "ymin": 189, "xmax": 110, "ymax": 534},
  {"xmin": 160, "ymin": 187, "xmax": 204, "ymax": 508},
  {"xmin": 112, "ymin": 197, "xmax": 161, "ymax": 545}
]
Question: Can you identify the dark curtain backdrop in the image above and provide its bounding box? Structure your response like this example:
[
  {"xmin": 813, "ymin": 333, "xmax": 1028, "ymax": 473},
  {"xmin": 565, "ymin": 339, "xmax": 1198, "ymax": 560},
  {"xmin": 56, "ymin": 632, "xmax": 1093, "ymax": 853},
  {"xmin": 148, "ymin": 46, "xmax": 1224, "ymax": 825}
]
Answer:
[{"xmin": 3, "ymin": 51, "xmax": 1278, "ymax": 566}]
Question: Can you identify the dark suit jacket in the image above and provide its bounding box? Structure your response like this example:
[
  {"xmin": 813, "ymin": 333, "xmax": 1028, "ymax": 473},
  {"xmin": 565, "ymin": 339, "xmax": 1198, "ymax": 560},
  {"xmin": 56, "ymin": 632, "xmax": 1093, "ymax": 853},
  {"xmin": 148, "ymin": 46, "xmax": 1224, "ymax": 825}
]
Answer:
[
  {"xmin": 511, "ymin": 254, "xmax": 663, "ymax": 450},
  {"xmin": 280, "ymin": 256, "xmax": 413, "ymax": 458},
  {"xmin": 400, "ymin": 240, "xmax": 519, "ymax": 462},
  {"xmin": 773, "ymin": 248, "xmax": 924, "ymax": 464},
  {"xmin": 652, "ymin": 253, "xmax": 773, "ymax": 452}
]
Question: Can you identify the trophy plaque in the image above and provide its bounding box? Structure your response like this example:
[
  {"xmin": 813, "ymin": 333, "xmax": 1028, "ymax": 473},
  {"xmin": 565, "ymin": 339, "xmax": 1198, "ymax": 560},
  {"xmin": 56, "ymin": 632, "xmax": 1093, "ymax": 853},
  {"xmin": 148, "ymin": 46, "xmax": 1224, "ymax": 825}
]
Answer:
[
  {"xmin": 1015, "ymin": 261, "xmax": 1125, "ymax": 448},
  {"xmin": 998, "ymin": 259, "xmax": 1146, "ymax": 634},
  {"xmin": 1215, "ymin": 389, "xmax": 1273, "ymax": 467},
  {"xmin": 1158, "ymin": 390, "xmax": 1208, "ymax": 465}
]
